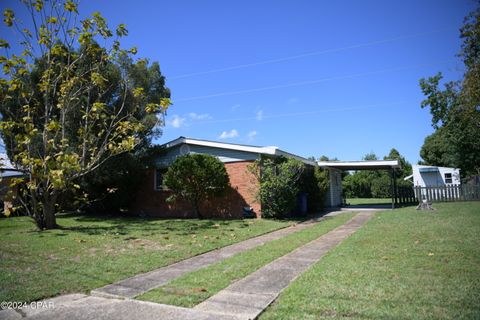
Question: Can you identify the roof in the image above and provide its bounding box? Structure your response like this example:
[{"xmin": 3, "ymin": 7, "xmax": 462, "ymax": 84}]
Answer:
[
  {"xmin": 0, "ymin": 169, "xmax": 24, "ymax": 178},
  {"xmin": 0, "ymin": 154, "xmax": 24, "ymax": 178},
  {"xmin": 413, "ymin": 164, "xmax": 460, "ymax": 171},
  {"xmin": 317, "ymin": 160, "xmax": 401, "ymax": 170},
  {"xmin": 161, "ymin": 137, "xmax": 317, "ymax": 166}
]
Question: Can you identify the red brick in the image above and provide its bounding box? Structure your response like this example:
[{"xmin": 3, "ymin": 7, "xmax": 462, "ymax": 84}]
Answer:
[{"xmin": 130, "ymin": 161, "xmax": 261, "ymax": 219}]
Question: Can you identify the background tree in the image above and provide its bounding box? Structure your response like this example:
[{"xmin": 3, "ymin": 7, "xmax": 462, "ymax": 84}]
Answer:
[
  {"xmin": 0, "ymin": 1, "xmax": 170, "ymax": 229},
  {"xmin": 163, "ymin": 154, "xmax": 230, "ymax": 219},
  {"xmin": 343, "ymin": 153, "xmax": 379, "ymax": 198},
  {"xmin": 419, "ymin": 127, "xmax": 457, "ymax": 168},
  {"xmin": 419, "ymin": 5, "xmax": 480, "ymax": 177},
  {"xmin": 342, "ymin": 149, "xmax": 412, "ymax": 199}
]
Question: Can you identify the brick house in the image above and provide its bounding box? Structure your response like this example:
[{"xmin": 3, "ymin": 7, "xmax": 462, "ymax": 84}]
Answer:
[
  {"xmin": 131, "ymin": 136, "xmax": 334, "ymax": 219},
  {"xmin": 1, "ymin": 155, "xmax": 24, "ymax": 215}
]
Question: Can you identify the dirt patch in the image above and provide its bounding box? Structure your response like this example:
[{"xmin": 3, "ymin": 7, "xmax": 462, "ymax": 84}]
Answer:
[
  {"xmin": 87, "ymin": 247, "xmax": 98, "ymax": 256},
  {"xmin": 127, "ymin": 238, "xmax": 171, "ymax": 251}
]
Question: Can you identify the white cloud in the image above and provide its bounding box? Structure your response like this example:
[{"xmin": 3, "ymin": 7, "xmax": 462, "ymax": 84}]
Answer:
[
  {"xmin": 188, "ymin": 112, "xmax": 211, "ymax": 120},
  {"xmin": 231, "ymin": 104, "xmax": 241, "ymax": 111},
  {"xmin": 219, "ymin": 129, "xmax": 239, "ymax": 139},
  {"xmin": 247, "ymin": 130, "xmax": 257, "ymax": 141},
  {"xmin": 287, "ymin": 98, "xmax": 298, "ymax": 104},
  {"xmin": 168, "ymin": 114, "xmax": 186, "ymax": 128},
  {"xmin": 256, "ymin": 110, "xmax": 263, "ymax": 121}
]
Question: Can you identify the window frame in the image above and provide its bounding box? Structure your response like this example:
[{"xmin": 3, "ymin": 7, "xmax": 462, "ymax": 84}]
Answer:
[
  {"xmin": 154, "ymin": 168, "xmax": 168, "ymax": 191},
  {"xmin": 444, "ymin": 172, "xmax": 453, "ymax": 184}
]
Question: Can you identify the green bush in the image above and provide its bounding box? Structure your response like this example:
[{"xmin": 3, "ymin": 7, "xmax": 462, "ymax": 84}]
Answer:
[
  {"xmin": 314, "ymin": 166, "xmax": 330, "ymax": 209},
  {"xmin": 163, "ymin": 154, "xmax": 229, "ymax": 219},
  {"xmin": 254, "ymin": 158, "xmax": 305, "ymax": 218},
  {"xmin": 299, "ymin": 166, "xmax": 329, "ymax": 213}
]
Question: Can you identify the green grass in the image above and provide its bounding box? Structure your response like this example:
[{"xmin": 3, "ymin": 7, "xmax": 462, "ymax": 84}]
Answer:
[
  {"xmin": 346, "ymin": 198, "xmax": 392, "ymax": 205},
  {"xmin": 260, "ymin": 202, "xmax": 480, "ymax": 320},
  {"xmin": 0, "ymin": 214, "xmax": 292, "ymax": 303},
  {"xmin": 137, "ymin": 212, "xmax": 356, "ymax": 307}
]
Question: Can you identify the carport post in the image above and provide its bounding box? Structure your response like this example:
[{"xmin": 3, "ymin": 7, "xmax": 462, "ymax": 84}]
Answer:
[{"xmin": 391, "ymin": 168, "xmax": 395, "ymax": 209}]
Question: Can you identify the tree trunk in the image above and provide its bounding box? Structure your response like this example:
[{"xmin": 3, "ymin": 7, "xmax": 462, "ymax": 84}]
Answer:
[
  {"xmin": 43, "ymin": 199, "xmax": 57, "ymax": 229},
  {"xmin": 193, "ymin": 198, "xmax": 203, "ymax": 219}
]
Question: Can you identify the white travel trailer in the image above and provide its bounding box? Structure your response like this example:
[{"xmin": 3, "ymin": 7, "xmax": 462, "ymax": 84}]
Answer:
[{"xmin": 406, "ymin": 165, "xmax": 461, "ymax": 187}]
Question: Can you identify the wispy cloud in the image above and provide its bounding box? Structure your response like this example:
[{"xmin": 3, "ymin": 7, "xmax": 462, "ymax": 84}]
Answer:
[
  {"xmin": 167, "ymin": 114, "xmax": 186, "ymax": 128},
  {"xmin": 256, "ymin": 110, "xmax": 263, "ymax": 121},
  {"xmin": 219, "ymin": 129, "xmax": 239, "ymax": 139},
  {"xmin": 188, "ymin": 112, "xmax": 212, "ymax": 120},
  {"xmin": 287, "ymin": 98, "xmax": 298, "ymax": 104},
  {"xmin": 247, "ymin": 130, "xmax": 257, "ymax": 141},
  {"xmin": 167, "ymin": 113, "xmax": 212, "ymax": 128}
]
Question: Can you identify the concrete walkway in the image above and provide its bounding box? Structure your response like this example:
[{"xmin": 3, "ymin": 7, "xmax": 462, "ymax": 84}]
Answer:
[
  {"xmin": 1, "ymin": 211, "xmax": 374, "ymax": 320},
  {"xmin": 92, "ymin": 214, "xmax": 328, "ymax": 299},
  {"xmin": 0, "ymin": 294, "xmax": 241, "ymax": 320},
  {"xmin": 194, "ymin": 211, "xmax": 374, "ymax": 319}
]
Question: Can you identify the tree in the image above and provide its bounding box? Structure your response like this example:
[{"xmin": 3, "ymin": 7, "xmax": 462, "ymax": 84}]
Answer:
[
  {"xmin": 384, "ymin": 148, "xmax": 412, "ymax": 178},
  {"xmin": 0, "ymin": 1, "xmax": 170, "ymax": 229},
  {"xmin": 252, "ymin": 157, "xmax": 305, "ymax": 218},
  {"xmin": 419, "ymin": 127, "xmax": 457, "ymax": 168},
  {"xmin": 419, "ymin": 5, "xmax": 480, "ymax": 176},
  {"xmin": 342, "ymin": 150, "xmax": 412, "ymax": 199},
  {"xmin": 163, "ymin": 154, "xmax": 230, "ymax": 219}
]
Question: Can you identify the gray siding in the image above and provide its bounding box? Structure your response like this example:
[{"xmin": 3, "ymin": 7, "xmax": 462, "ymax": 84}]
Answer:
[
  {"xmin": 153, "ymin": 143, "xmax": 259, "ymax": 167},
  {"xmin": 324, "ymin": 169, "xmax": 343, "ymax": 207},
  {"xmin": 154, "ymin": 145, "xmax": 182, "ymax": 168}
]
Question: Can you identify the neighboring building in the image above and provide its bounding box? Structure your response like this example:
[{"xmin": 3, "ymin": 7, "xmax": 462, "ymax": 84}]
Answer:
[
  {"xmin": 405, "ymin": 165, "xmax": 461, "ymax": 187},
  {"xmin": 0, "ymin": 155, "xmax": 24, "ymax": 215},
  {"xmin": 131, "ymin": 137, "xmax": 319, "ymax": 219}
]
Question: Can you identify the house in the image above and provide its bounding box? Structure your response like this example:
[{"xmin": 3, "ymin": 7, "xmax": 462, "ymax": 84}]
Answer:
[
  {"xmin": 0, "ymin": 155, "xmax": 24, "ymax": 215},
  {"xmin": 131, "ymin": 137, "xmax": 332, "ymax": 219},
  {"xmin": 405, "ymin": 165, "xmax": 461, "ymax": 187}
]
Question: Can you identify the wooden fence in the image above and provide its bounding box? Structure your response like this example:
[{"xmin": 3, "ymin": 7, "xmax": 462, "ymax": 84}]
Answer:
[
  {"xmin": 413, "ymin": 185, "xmax": 480, "ymax": 202},
  {"xmin": 396, "ymin": 186, "xmax": 416, "ymax": 205}
]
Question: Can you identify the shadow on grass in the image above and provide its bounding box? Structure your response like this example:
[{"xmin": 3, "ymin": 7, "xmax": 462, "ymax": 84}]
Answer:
[{"xmin": 56, "ymin": 214, "xmax": 268, "ymax": 236}]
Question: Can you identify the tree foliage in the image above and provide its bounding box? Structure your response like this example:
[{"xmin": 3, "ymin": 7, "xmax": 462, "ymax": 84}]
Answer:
[
  {"xmin": 419, "ymin": 5, "xmax": 480, "ymax": 176},
  {"xmin": 0, "ymin": 0, "xmax": 170, "ymax": 229},
  {"xmin": 163, "ymin": 154, "xmax": 230, "ymax": 219},
  {"xmin": 343, "ymin": 149, "xmax": 412, "ymax": 199},
  {"xmin": 251, "ymin": 157, "xmax": 305, "ymax": 218}
]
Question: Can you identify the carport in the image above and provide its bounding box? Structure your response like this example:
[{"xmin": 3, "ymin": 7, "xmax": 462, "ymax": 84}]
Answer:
[{"xmin": 317, "ymin": 160, "xmax": 401, "ymax": 209}]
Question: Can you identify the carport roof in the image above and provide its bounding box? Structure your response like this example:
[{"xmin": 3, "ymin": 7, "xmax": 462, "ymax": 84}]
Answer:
[{"xmin": 317, "ymin": 160, "xmax": 401, "ymax": 170}]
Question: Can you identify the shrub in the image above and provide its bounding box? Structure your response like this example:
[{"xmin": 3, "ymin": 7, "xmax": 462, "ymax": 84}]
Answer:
[
  {"xmin": 254, "ymin": 158, "xmax": 305, "ymax": 218},
  {"xmin": 298, "ymin": 166, "xmax": 329, "ymax": 213},
  {"xmin": 163, "ymin": 154, "xmax": 229, "ymax": 219}
]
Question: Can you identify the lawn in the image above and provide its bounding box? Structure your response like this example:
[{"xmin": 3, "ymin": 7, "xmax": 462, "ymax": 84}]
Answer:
[
  {"xmin": 0, "ymin": 213, "xmax": 291, "ymax": 303},
  {"xmin": 260, "ymin": 202, "xmax": 480, "ymax": 319},
  {"xmin": 346, "ymin": 198, "xmax": 392, "ymax": 205},
  {"xmin": 137, "ymin": 212, "xmax": 356, "ymax": 307}
]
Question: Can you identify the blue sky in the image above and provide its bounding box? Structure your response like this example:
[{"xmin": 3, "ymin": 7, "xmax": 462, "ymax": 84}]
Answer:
[{"xmin": 2, "ymin": 0, "xmax": 475, "ymax": 163}]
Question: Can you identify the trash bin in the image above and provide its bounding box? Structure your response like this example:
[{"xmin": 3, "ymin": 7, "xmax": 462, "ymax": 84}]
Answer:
[{"xmin": 297, "ymin": 193, "xmax": 308, "ymax": 215}]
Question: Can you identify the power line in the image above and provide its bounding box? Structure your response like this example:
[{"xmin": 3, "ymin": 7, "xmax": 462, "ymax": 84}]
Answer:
[
  {"xmin": 175, "ymin": 61, "xmax": 448, "ymax": 102},
  {"xmin": 180, "ymin": 101, "xmax": 411, "ymax": 125},
  {"xmin": 170, "ymin": 27, "xmax": 453, "ymax": 80}
]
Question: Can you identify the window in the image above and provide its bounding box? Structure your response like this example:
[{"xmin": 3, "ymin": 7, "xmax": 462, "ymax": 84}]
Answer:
[
  {"xmin": 444, "ymin": 173, "xmax": 453, "ymax": 184},
  {"xmin": 154, "ymin": 168, "xmax": 168, "ymax": 191}
]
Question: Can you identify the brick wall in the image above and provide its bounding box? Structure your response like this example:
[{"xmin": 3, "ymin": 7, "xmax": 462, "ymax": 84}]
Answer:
[{"xmin": 130, "ymin": 160, "xmax": 261, "ymax": 219}]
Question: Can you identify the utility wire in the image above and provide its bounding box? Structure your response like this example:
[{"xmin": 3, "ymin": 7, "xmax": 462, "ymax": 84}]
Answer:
[
  {"xmin": 176, "ymin": 61, "xmax": 449, "ymax": 102},
  {"xmin": 170, "ymin": 27, "xmax": 454, "ymax": 80},
  {"xmin": 175, "ymin": 101, "xmax": 410, "ymax": 125}
]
